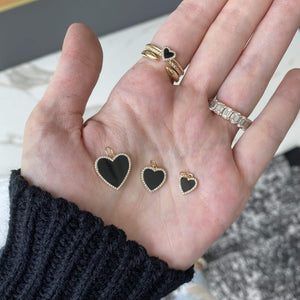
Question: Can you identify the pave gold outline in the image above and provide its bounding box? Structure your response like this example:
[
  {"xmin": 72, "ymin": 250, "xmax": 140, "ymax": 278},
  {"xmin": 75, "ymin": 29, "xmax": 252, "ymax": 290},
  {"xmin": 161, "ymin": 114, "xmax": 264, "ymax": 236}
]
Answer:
[
  {"xmin": 141, "ymin": 166, "xmax": 167, "ymax": 193},
  {"xmin": 162, "ymin": 46, "xmax": 176, "ymax": 61},
  {"xmin": 179, "ymin": 174, "xmax": 198, "ymax": 195},
  {"xmin": 95, "ymin": 153, "xmax": 131, "ymax": 190}
]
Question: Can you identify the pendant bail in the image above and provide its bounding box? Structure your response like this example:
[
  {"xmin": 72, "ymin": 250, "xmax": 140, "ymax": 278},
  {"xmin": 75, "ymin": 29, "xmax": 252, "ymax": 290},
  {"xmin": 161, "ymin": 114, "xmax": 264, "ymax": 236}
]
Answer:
[
  {"xmin": 105, "ymin": 146, "xmax": 115, "ymax": 159},
  {"xmin": 150, "ymin": 160, "xmax": 158, "ymax": 170},
  {"xmin": 180, "ymin": 171, "xmax": 194, "ymax": 178}
]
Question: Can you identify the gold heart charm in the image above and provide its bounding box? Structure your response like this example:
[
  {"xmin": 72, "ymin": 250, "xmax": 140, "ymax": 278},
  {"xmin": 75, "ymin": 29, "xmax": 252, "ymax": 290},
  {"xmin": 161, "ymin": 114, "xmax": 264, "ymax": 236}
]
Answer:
[
  {"xmin": 179, "ymin": 172, "xmax": 198, "ymax": 195},
  {"xmin": 95, "ymin": 147, "xmax": 131, "ymax": 190},
  {"xmin": 141, "ymin": 160, "xmax": 167, "ymax": 192}
]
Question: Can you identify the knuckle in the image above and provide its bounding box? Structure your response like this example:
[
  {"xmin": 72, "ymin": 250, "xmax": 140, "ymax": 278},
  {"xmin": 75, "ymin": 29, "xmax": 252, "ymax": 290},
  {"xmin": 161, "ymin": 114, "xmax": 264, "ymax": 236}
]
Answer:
[
  {"xmin": 217, "ymin": 6, "xmax": 252, "ymax": 35},
  {"xmin": 177, "ymin": 0, "xmax": 210, "ymax": 28},
  {"xmin": 260, "ymin": 116, "xmax": 283, "ymax": 146},
  {"xmin": 25, "ymin": 104, "xmax": 51, "ymax": 134},
  {"xmin": 238, "ymin": 54, "xmax": 261, "ymax": 78}
]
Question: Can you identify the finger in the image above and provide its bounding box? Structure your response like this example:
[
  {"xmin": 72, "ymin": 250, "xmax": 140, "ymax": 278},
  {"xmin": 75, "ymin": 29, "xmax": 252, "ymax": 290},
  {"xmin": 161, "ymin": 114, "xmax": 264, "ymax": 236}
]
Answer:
[
  {"xmin": 139, "ymin": 0, "xmax": 228, "ymax": 81},
  {"xmin": 182, "ymin": 0, "xmax": 273, "ymax": 96},
  {"xmin": 233, "ymin": 69, "xmax": 300, "ymax": 187},
  {"xmin": 152, "ymin": 0, "xmax": 228, "ymax": 66},
  {"xmin": 41, "ymin": 23, "xmax": 103, "ymax": 119},
  {"xmin": 216, "ymin": 0, "xmax": 300, "ymax": 125}
]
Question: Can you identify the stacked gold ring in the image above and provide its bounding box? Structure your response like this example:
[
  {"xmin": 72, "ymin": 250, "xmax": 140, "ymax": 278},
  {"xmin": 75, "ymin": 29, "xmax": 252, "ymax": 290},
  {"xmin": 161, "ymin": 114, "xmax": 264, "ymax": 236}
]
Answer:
[{"xmin": 142, "ymin": 44, "xmax": 184, "ymax": 82}]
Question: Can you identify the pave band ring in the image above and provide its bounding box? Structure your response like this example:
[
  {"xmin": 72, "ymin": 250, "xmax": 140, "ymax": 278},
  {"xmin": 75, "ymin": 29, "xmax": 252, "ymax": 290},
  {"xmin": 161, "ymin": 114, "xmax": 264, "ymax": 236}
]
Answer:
[
  {"xmin": 142, "ymin": 44, "xmax": 184, "ymax": 82},
  {"xmin": 209, "ymin": 97, "xmax": 252, "ymax": 131}
]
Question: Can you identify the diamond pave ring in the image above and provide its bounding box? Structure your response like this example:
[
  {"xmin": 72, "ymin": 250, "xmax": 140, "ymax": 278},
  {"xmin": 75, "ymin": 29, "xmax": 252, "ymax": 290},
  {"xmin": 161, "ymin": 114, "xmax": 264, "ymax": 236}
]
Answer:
[{"xmin": 209, "ymin": 97, "xmax": 252, "ymax": 131}]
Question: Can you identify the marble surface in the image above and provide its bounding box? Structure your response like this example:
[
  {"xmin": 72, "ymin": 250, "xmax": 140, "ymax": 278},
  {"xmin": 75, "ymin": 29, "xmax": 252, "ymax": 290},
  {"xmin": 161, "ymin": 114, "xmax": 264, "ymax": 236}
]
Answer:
[{"xmin": 0, "ymin": 14, "xmax": 299, "ymax": 300}]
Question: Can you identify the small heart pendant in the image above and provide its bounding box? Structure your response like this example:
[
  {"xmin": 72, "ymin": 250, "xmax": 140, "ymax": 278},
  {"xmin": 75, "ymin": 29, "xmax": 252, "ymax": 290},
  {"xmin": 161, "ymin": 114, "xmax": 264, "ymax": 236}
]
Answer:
[
  {"xmin": 141, "ymin": 160, "xmax": 167, "ymax": 192},
  {"xmin": 95, "ymin": 147, "xmax": 131, "ymax": 190},
  {"xmin": 179, "ymin": 172, "xmax": 198, "ymax": 195},
  {"xmin": 162, "ymin": 47, "xmax": 176, "ymax": 61}
]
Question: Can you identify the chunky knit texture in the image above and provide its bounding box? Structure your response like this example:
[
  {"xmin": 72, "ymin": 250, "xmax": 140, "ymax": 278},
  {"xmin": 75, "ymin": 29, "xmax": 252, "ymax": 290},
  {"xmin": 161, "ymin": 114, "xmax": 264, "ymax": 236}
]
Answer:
[
  {"xmin": 204, "ymin": 148, "xmax": 300, "ymax": 299},
  {"xmin": 0, "ymin": 170, "xmax": 193, "ymax": 300}
]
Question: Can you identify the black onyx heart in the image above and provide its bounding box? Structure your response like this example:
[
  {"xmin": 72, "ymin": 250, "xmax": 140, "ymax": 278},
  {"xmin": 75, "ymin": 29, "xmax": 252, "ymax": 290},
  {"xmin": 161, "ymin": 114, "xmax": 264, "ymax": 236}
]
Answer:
[
  {"xmin": 162, "ymin": 47, "xmax": 176, "ymax": 60},
  {"xmin": 180, "ymin": 177, "xmax": 197, "ymax": 195},
  {"xmin": 142, "ymin": 168, "xmax": 166, "ymax": 192},
  {"xmin": 95, "ymin": 154, "xmax": 130, "ymax": 190}
]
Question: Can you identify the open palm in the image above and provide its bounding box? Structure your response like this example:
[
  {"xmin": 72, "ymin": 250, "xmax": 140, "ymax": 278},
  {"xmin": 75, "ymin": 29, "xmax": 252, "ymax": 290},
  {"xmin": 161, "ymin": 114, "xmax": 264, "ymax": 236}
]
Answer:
[{"xmin": 21, "ymin": 0, "xmax": 300, "ymax": 270}]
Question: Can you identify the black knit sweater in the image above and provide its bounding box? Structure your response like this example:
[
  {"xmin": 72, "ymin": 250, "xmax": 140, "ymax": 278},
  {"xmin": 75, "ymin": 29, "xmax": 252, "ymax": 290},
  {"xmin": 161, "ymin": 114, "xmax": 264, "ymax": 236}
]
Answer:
[{"xmin": 0, "ymin": 170, "xmax": 193, "ymax": 299}]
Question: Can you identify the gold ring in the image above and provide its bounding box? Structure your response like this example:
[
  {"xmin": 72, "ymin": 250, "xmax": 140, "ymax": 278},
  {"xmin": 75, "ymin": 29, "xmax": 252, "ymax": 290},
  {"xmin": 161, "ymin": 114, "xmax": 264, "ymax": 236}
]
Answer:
[
  {"xmin": 141, "ymin": 49, "xmax": 159, "ymax": 61},
  {"xmin": 142, "ymin": 49, "xmax": 179, "ymax": 82},
  {"xmin": 145, "ymin": 44, "xmax": 184, "ymax": 76},
  {"xmin": 209, "ymin": 97, "xmax": 252, "ymax": 131},
  {"xmin": 141, "ymin": 44, "xmax": 184, "ymax": 83},
  {"xmin": 166, "ymin": 66, "xmax": 179, "ymax": 82}
]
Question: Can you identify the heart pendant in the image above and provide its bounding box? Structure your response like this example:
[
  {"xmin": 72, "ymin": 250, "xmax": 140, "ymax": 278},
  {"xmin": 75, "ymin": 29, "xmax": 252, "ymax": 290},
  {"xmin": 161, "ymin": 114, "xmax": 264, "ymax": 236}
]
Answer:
[
  {"xmin": 95, "ymin": 147, "xmax": 131, "ymax": 190},
  {"xmin": 141, "ymin": 160, "xmax": 167, "ymax": 192},
  {"xmin": 162, "ymin": 47, "xmax": 176, "ymax": 61},
  {"xmin": 179, "ymin": 172, "xmax": 198, "ymax": 195}
]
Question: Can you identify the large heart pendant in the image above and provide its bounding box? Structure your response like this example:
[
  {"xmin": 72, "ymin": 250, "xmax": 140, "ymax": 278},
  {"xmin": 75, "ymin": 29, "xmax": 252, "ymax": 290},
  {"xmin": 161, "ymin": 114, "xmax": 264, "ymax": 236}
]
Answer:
[
  {"xmin": 179, "ymin": 172, "xmax": 198, "ymax": 195},
  {"xmin": 95, "ymin": 147, "xmax": 131, "ymax": 190},
  {"xmin": 141, "ymin": 160, "xmax": 167, "ymax": 192}
]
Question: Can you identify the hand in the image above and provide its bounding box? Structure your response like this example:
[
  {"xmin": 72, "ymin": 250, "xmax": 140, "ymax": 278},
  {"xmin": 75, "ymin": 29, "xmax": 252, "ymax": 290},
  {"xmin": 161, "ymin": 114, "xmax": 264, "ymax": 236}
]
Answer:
[{"xmin": 21, "ymin": 0, "xmax": 300, "ymax": 270}]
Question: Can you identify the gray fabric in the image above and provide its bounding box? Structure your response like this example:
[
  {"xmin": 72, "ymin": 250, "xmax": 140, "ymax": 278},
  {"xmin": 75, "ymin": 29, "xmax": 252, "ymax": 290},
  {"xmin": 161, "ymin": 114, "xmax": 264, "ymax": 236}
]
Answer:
[{"xmin": 204, "ymin": 152, "xmax": 300, "ymax": 300}]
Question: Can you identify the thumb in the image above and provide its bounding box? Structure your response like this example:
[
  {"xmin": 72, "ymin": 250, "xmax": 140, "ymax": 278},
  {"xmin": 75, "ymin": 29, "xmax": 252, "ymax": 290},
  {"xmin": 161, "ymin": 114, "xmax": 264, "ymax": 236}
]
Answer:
[{"xmin": 41, "ymin": 23, "xmax": 103, "ymax": 121}]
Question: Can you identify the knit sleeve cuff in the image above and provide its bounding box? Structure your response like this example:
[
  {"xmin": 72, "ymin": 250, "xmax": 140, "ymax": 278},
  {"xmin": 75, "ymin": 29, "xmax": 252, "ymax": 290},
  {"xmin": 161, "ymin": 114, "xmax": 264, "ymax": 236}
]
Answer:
[{"xmin": 0, "ymin": 170, "xmax": 193, "ymax": 300}]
